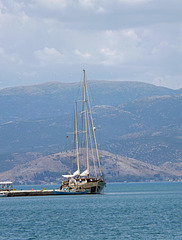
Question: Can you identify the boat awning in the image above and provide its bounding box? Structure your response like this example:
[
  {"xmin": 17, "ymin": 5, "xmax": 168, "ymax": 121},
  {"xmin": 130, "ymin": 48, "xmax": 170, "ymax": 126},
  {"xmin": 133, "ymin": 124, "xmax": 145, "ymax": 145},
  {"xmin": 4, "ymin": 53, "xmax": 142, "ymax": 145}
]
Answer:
[
  {"xmin": 0, "ymin": 182, "xmax": 13, "ymax": 191},
  {"xmin": 0, "ymin": 182, "xmax": 13, "ymax": 185}
]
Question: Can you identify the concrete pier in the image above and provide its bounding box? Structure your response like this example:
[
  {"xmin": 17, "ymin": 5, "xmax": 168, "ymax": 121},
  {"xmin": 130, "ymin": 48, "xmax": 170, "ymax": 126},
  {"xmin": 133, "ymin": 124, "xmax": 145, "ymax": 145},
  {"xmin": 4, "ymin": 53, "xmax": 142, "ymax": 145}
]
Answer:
[{"xmin": 6, "ymin": 189, "xmax": 54, "ymax": 197}]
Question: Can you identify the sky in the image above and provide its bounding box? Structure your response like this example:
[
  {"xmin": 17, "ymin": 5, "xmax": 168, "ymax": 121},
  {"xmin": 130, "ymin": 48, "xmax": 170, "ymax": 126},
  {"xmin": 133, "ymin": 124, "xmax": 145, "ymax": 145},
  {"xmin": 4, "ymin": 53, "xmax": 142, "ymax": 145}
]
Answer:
[{"xmin": 0, "ymin": 0, "xmax": 182, "ymax": 89}]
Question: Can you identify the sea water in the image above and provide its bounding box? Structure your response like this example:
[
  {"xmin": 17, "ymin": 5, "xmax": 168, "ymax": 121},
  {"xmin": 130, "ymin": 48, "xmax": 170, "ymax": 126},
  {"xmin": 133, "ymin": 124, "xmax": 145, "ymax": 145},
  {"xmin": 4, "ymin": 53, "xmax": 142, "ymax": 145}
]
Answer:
[{"xmin": 0, "ymin": 182, "xmax": 182, "ymax": 240}]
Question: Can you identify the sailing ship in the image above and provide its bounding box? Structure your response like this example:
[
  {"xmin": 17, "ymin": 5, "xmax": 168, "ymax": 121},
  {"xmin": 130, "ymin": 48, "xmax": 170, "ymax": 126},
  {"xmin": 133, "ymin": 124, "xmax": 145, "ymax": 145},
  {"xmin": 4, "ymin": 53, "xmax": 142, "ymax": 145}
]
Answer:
[{"xmin": 60, "ymin": 69, "xmax": 106, "ymax": 194}]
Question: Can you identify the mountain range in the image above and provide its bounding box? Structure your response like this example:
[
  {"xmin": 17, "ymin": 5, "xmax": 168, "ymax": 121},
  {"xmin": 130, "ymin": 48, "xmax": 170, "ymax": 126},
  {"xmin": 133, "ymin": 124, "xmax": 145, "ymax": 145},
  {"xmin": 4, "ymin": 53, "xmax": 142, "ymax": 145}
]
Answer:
[{"xmin": 0, "ymin": 80, "xmax": 182, "ymax": 184}]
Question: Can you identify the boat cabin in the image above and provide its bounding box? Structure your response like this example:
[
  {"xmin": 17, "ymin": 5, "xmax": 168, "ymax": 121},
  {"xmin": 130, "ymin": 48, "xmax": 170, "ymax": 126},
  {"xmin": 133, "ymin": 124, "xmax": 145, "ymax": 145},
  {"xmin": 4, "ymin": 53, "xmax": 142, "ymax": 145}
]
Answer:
[{"xmin": 0, "ymin": 182, "xmax": 13, "ymax": 191}]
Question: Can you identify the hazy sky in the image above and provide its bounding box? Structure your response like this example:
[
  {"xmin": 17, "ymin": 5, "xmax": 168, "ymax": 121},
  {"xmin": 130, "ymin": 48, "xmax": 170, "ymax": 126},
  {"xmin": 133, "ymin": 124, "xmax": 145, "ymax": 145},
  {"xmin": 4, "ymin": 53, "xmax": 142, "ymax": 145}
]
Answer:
[{"xmin": 0, "ymin": 0, "xmax": 182, "ymax": 89}]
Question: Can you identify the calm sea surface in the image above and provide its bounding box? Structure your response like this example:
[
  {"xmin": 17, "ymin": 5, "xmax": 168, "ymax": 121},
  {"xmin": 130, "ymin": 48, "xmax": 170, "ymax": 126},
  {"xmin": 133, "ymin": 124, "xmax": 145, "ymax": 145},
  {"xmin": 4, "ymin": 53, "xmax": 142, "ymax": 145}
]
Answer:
[{"xmin": 0, "ymin": 182, "xmax": 182, "ymax": 240}]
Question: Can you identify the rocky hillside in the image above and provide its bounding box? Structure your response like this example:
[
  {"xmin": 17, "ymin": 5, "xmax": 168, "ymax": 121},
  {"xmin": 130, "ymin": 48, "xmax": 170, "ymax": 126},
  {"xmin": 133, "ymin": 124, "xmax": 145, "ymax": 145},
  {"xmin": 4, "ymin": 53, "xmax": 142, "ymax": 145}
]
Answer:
[{"xmin": 0, "ymin": 150, "xmax": 181, "ymax": 184}]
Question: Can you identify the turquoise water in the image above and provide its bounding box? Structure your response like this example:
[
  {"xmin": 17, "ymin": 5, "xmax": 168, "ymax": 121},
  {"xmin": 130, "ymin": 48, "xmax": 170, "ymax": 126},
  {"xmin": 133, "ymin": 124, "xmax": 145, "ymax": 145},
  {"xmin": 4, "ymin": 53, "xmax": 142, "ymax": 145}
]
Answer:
[{"xmin": 0, "ymin": 182, "xmax": 182, "ymax": 240}]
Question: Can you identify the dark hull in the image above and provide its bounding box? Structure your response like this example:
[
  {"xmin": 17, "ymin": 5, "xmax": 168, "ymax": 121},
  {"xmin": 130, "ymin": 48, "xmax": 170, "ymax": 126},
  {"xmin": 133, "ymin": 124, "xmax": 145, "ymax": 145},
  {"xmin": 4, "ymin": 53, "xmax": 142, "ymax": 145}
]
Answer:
[
  {"xmin": 54, "ymin": 189, "xmax": 87, "ymax": 195},
  {"xmin": 84, "ymin": 180, "xmax": 106, "ymax": 194}
]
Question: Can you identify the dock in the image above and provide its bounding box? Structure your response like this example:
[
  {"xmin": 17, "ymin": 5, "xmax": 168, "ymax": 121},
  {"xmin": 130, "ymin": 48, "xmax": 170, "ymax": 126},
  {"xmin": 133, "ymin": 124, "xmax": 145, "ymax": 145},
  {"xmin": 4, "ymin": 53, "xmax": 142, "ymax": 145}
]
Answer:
[{"xmin": 6, "ymin": 189, "xmax": 54, "ymax": 197}]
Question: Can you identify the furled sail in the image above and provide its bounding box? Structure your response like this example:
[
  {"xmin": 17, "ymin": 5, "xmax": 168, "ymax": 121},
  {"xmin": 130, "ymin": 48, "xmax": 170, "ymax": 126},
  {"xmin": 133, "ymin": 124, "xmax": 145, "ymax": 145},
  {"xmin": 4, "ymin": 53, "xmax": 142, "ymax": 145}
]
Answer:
[
  {"xmin": 62, "ymin": 169, "xmax": 80, "ymax": 178},
  {"xmin": 73, "ymin": 170, "xmax": 80, "ymax": 177},
  {"xmin": 80, "ymin": 169, "xmax": 89, "ymax": 177},
  {"xmin": 62, "ymin": 174, "xmax": 74, "ymax": 178}
]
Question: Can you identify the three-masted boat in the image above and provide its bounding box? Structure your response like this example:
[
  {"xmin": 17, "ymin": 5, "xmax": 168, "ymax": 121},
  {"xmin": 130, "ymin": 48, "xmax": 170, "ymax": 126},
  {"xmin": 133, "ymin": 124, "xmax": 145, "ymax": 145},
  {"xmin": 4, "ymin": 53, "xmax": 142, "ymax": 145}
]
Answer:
[{"xmin": 60, "ymin": 69, "xmax": 106, "ymax": 194}]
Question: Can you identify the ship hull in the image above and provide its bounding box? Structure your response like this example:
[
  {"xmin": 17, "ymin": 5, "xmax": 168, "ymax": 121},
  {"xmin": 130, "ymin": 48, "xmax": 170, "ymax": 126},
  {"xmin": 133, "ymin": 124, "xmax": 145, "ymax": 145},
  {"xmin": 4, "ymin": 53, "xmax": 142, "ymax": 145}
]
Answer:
[
  {"xmin": 54, "ymin": 189, "xmax": 87, "ymax": 195},
  {"xmin": 61, "ymin": 178, "xmax": 106, "ymax": 194}
]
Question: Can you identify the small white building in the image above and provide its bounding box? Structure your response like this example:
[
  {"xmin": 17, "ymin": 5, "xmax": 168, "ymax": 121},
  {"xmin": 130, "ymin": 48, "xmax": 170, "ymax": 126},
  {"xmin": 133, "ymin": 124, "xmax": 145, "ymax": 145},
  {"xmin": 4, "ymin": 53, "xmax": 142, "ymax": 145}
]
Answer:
[{"xmin": 0, "ymin": 182, "xmax": 13, "ymax": 191}]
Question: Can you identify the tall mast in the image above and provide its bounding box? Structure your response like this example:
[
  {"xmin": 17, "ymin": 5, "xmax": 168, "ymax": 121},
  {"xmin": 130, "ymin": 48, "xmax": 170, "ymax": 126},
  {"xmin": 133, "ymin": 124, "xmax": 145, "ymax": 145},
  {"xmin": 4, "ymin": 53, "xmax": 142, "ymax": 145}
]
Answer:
[
  {"xmin": 86, "ymin": 87, "xmax": 103, "ymax": 178},
  {"xmin": 75, "ymin": 101, "xmax": 80, "ymax": 176},
  {"xmin": 83, "ymin": 69, "xmax": 89, "ymax": 176}
]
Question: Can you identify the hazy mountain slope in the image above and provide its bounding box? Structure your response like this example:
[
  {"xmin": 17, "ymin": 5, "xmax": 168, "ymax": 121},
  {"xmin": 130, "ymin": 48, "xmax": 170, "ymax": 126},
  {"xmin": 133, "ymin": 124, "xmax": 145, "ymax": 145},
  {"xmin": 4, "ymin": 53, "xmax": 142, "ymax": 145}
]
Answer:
[
  {"xmin": 0, "ymin": 81, "xmax": 178, "ymax": 123},
  {"xmin": 94, "ymin": 95, "xmax": 182, "ymax": 165},
  {"xmin": 120, "ymin": 95, "xmax": 182, "ymax": 128}
]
